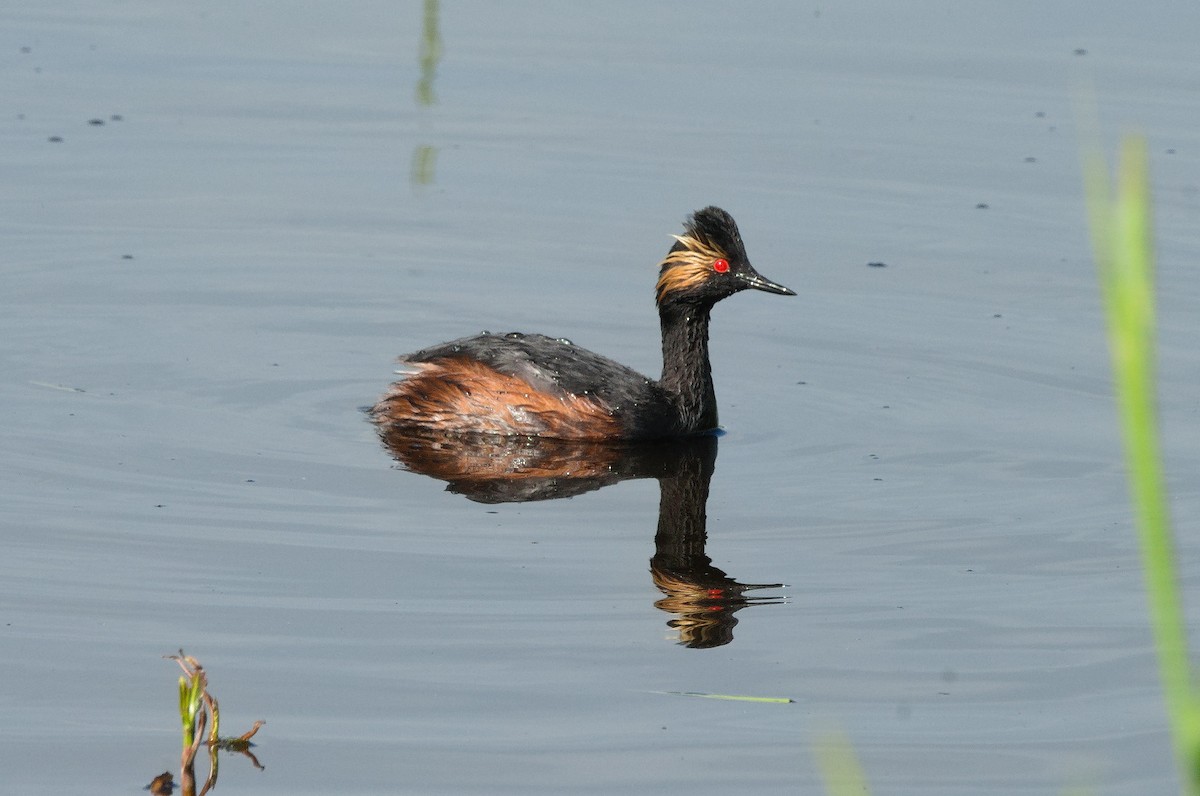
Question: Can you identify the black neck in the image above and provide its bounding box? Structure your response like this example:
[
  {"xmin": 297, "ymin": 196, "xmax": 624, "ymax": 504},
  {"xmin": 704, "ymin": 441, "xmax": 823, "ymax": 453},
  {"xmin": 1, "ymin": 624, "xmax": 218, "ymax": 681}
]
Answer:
[{"xmin": 658, "ymin": 303, "xmax": 718, "ymax": 433}]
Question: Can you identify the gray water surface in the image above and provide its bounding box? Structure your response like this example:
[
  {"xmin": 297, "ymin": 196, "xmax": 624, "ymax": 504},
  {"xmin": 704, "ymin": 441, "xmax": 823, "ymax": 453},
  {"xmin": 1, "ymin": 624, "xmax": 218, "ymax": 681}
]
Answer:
[{"xmin": 3, "ymin": 2, "xmax": 1200, "ymax": 794}]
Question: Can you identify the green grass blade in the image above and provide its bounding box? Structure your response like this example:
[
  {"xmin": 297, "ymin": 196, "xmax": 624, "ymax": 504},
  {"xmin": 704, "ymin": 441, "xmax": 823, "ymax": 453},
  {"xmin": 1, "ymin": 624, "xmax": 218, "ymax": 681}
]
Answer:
[
  {"xmin": 656, "ymin": 690, "xmax": 794, "ymax": 703},
  {"xmin": 1086, "ymin": 134, "xmax": 1200, "ymax": 794}
]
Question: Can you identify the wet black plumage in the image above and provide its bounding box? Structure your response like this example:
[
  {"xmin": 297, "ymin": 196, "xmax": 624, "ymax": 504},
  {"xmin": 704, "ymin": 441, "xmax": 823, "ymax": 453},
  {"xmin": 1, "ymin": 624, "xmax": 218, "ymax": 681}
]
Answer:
[{"xmin": 371, "ymin": 206, "xmax": 794, "ymax": 439}]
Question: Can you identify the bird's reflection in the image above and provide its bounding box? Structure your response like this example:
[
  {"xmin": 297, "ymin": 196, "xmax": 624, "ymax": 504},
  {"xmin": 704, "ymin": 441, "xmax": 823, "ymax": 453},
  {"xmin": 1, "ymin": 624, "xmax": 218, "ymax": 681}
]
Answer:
[
  {"xmin": 647, "ymin": 436, "xmax": 785, "ymax": 648},
  {"xmin": 378, "ymin": 427, "xmax": 784, "ymax": 647}
]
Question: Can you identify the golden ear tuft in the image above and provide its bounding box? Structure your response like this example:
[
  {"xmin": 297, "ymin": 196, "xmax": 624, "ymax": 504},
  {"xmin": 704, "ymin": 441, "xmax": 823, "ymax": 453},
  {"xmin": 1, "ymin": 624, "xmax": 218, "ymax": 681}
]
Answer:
[
  {"xmin": 655, "ymin": 233, "xmax": 730, "ymax": 302},
  {"xmin": 656, "ymin": 262, "xmax": 709, "ymax": 302}
]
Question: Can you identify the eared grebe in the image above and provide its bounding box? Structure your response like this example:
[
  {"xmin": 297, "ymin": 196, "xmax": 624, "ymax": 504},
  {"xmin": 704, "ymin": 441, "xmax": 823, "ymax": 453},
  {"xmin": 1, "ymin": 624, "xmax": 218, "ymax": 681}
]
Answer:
[{"xmin": 370, "ymin": 206, "xmax": 794, "ymax": 440}]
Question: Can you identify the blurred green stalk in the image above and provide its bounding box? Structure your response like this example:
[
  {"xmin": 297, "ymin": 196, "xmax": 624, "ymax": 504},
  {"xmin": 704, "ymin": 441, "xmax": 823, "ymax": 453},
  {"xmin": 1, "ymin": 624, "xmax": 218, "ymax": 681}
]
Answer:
[
  {"xmin": 813, "ymin": 730, "xmax": 872, "ymax": 796},
  {"xmin": 1085, "ymin": 134, "xmax": 1200, "ymax": 793}
]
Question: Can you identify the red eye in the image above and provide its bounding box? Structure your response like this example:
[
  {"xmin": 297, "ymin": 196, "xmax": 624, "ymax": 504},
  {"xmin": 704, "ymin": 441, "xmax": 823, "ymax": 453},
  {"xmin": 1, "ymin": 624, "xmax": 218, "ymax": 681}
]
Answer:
[{"xmin": 712, "ymin": 258, "xmax": 730, "ymax": 273}]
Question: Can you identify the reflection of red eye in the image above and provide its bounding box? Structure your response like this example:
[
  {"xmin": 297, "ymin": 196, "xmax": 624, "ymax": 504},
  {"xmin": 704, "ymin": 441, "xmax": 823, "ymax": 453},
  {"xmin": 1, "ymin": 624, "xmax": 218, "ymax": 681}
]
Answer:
[{"xmin": 713, "ymin": 259, "xmax": 730, "ymax": 273}]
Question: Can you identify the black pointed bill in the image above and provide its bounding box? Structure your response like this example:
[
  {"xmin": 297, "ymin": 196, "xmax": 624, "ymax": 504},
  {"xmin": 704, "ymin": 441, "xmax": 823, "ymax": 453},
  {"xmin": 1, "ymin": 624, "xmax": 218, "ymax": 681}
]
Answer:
[{"xmin": 737, "ymin": 267, "xmax": 795, "ymax": 296}]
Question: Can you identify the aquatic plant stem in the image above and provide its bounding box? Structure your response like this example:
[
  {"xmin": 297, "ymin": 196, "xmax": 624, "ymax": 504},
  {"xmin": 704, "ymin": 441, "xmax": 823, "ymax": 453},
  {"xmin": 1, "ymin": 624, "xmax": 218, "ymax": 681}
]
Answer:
[{"xmin": 1086, "ymin": 134, "xmax": 1200, "ymax": 793}]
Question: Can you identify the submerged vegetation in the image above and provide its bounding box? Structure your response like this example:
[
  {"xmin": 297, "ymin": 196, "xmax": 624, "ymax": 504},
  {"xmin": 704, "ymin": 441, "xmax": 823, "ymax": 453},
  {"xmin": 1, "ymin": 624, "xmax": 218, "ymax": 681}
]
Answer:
[
  {"xmin": 1085, "ymin": 135, "xmax": 1200, "ymax": 795},
  {"xmin": 152, "ymin": 651, "xmax": 265, "ymax": 796}
]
